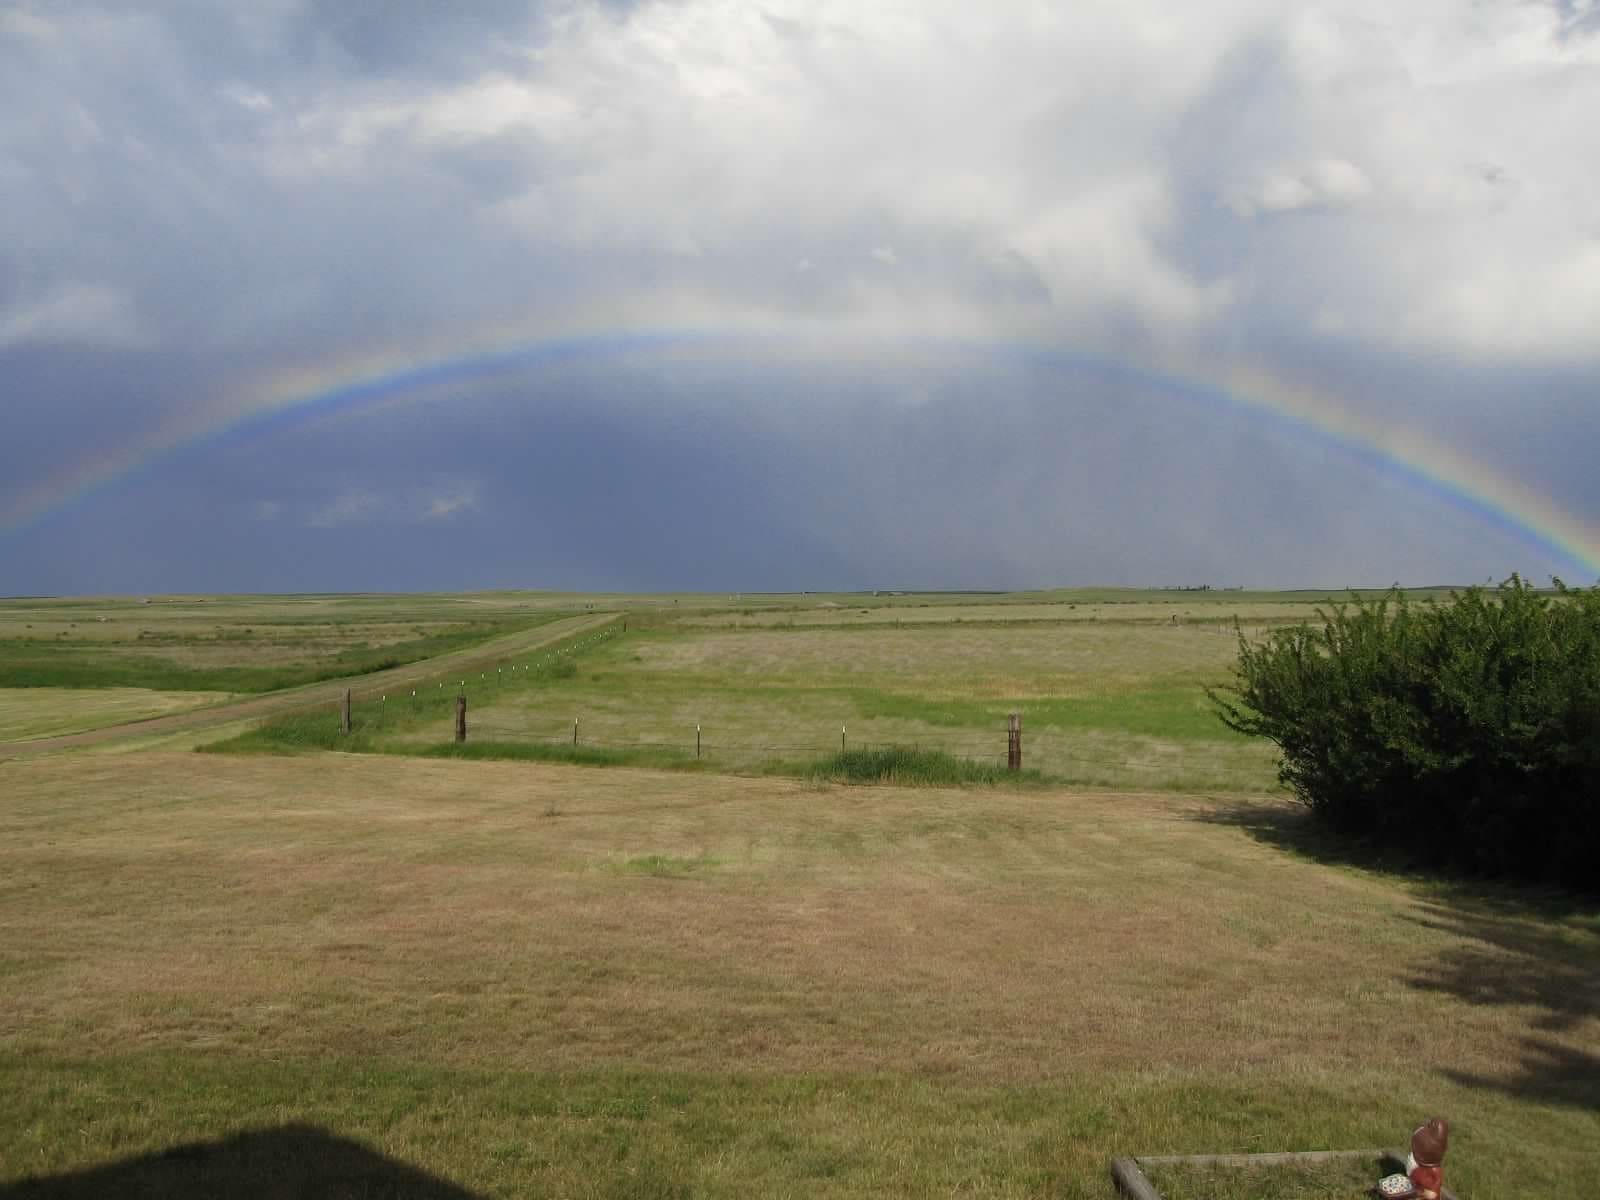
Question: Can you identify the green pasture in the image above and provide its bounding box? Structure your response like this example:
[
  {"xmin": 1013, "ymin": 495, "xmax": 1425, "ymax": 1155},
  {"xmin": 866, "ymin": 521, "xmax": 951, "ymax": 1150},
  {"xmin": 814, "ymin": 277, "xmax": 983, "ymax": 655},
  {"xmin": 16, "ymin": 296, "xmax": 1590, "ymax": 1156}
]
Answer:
[
  {"xmin": 0, "ymin": 687, "xmax": 228, "ymax": 742},
  {"xmin": 213, "ymin": 616, "xmax": 1280, "ymax": 793},
  {"xmin": 676, "ymin": 600, "xmax": 1328, "ymax": 630},
  {"xmin": 0, "ymin": 594, "xmax": 568, "ymax": 694}
]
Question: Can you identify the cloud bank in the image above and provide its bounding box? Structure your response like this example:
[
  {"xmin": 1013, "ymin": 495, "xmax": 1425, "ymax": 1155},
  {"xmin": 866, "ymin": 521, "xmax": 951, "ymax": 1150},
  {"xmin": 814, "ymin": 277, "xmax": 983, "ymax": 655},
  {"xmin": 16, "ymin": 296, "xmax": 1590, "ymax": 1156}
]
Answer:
[{"xmin": 2, "ymin": 0, "xmax": 1597, "ymax": 592}]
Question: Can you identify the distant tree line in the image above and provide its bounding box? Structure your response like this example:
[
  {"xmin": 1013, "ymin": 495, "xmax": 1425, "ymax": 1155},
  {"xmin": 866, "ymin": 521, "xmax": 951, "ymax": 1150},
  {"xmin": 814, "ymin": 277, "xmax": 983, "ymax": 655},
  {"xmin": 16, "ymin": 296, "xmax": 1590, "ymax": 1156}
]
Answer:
[{"xmin": 1211, "ymin": 577, "xmax": 1600, "ymax": 891}]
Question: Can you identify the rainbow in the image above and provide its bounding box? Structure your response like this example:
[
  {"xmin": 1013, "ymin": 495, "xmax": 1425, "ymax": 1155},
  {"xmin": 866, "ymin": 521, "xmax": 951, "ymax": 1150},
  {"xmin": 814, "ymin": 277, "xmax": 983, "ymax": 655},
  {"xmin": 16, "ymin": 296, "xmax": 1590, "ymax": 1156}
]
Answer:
[{"xmin": 5, "ymin": 316, "xmax": 1599, "ymax": 579}]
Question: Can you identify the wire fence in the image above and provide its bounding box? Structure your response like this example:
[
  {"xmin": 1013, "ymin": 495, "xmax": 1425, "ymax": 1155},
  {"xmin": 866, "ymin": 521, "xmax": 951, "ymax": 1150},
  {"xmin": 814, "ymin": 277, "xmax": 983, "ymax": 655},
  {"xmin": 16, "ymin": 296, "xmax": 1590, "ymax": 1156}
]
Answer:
[
  {"xmin": 318, "ymin": 619, "xmax": 1259, "ymax": 778},
  {"xmin": 340, "ymin": 705, "xmax": 1240, "ymax": 776}
]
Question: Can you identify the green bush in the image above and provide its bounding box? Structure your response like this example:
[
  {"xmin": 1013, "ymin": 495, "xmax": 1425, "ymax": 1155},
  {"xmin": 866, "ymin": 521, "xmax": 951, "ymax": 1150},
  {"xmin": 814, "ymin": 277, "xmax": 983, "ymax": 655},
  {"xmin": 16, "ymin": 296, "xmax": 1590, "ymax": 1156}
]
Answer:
[{"xmin": 1210, "ymin": 577, "xmax": 1600, "ymax": 890}]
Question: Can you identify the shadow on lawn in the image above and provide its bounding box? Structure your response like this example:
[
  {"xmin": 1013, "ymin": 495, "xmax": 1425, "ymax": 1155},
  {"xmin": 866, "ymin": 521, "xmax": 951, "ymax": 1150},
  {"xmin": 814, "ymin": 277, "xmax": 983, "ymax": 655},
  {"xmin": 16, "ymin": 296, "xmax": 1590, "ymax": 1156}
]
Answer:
[
  {"xmin": 1191, "ymin": 799, "xmax": 1430, "ymax": 880},
  {"xmin": 1402, "ymin": 900, "xmax": 1600, "ymax": 1112},
  {"xmin": 0, "ymin": 1123, "xmax": 484, "ymax": 1199},
  {"xmin": 1194, "ymin": 800, "xmax": 1600, "ymax": 1113}
]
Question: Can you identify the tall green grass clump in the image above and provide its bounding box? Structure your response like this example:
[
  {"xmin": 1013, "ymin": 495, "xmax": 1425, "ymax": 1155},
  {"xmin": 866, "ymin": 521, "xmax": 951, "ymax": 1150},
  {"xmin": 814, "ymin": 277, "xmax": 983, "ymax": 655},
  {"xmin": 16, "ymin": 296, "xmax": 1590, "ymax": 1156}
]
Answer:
[
  {"xmin": 808, "ymin": 746, "xmax": 1041, "ymax": 786},
  {"xmin": 1210, "ymin": 577, "xmax": 1600, "ymax": 890},
  {"xmin": 417, "ymin": 740, "xmax": 704, "ymax": 770},
  {"xmin": 199, "ymin": 706, "xmax": 378, "ymax": 754}
]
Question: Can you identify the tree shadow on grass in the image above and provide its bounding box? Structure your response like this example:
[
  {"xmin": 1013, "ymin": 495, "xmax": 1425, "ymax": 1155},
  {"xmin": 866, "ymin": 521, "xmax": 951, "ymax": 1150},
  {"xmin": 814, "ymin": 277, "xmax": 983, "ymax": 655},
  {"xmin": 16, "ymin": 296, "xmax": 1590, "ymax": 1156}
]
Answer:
[
  {"xmin": 0, "ymin": 1123, "xmax": 484, "ymax": 1199},
  {"xmin": 1441, "ymin": 1039, "xmax": 1600, "ymax": 1112},
  {"xmin": 1397, "ymin": 900, "xmax": 1600, "ymax": 1112},
  {"xmin": 1190, "ymin": 799, "xmax": 1436, "ymax": 884},
  {"xmin": 1192, "ymin": 799, "xmax": 1600, "ymax": 1112},
  {"xmin": 1398, "ymin": 901, "xmax": 1599, "ymax": 1035},
  {"xmin": 1192, "ymin": 799, "xmax": 1598, "ymax": 917}
]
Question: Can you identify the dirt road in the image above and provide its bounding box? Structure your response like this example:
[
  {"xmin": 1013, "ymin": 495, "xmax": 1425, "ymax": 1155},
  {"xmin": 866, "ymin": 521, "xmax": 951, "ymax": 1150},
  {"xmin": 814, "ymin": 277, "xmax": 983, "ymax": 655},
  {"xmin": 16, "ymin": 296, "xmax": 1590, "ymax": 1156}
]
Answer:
[{"xmin": 2, "ymin": 612, "xmax": 618, "ymax": 758}]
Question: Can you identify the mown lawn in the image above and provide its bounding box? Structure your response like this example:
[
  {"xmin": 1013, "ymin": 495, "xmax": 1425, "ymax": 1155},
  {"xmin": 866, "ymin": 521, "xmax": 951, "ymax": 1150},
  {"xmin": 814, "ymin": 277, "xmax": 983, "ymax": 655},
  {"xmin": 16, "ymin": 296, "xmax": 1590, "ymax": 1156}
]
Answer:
[
  {"xmin": 2, "ymin": 753, "xmax": 1595, "ymax": 1196},
  {"xmin": 1139, "ymin": 1156, "xmax": 1384, "ymax": 1199}
]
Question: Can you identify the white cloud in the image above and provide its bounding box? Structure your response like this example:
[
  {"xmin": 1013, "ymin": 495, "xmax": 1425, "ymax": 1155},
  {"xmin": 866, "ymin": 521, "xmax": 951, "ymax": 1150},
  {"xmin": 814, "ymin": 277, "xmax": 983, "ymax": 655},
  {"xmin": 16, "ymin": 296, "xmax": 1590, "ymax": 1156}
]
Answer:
[
  {"xmin": 274, "ymin": 0, "xmax": 1272, "ymax": 339},
  {"xmin": 255, "ymin": 0, "xmax": 1591, "ymax": 358},
  {"xmin": 421, "ymin": 483, "xmax": 479, "ymax": 521},
  {"xmin": 305, "ymin": 482, "xmax": 479, "ymax": 527},
  {"xmin": 6, "ymin": 0, "xmax": 1600, "ymax": 367},
  {"xmin": 221, "ymin": 83, "xmax": 273, "ymax": 113},
  {"xmin": 1227, "ymin": 2, "xmax": 1600, "ymax": 358},
  {"xmin": 0, "ymin": 283, "xmax": 146, "ymax": 349},
  {"xmin": 306, "ymin": 489, "xmax": 381, "ymax": 528},
  {"xmin": 1227, "ymin": 159, "xmax": 1372, "ymax": 216},
  {"xmin": 0, "ymin": 6, "xmax": 56, "ymax": 40}
]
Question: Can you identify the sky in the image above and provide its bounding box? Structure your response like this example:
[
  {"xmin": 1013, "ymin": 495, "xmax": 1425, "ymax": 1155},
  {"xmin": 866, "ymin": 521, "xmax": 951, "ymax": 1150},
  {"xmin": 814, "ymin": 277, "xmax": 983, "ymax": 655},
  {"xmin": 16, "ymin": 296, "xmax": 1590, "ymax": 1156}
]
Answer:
[{"xmin": 2, "ymin": 0, "xmax": 1598, "ymax": 594}]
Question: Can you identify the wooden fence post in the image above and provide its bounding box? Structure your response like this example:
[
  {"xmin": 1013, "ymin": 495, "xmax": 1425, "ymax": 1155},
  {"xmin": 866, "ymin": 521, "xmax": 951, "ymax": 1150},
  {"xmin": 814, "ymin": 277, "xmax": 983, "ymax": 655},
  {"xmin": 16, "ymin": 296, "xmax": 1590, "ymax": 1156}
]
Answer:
[
  {"xmin": 1007, "ymin": 712, "xmax": 1022, "ymax": 771},
  {"xmin": 1109, "ymin": 1159, "xmax": 1161, "ymax": 1200},
  {"xmin": 341, "ymin": 688, "xmax": 352, "ymax": 734},
  {"xmin": 455, "ymin": 694, "xmax": 467, "ymax": 743},
  {"xmin": 696, "ymin": 724, "xmax": 702, "ymax": 758}
]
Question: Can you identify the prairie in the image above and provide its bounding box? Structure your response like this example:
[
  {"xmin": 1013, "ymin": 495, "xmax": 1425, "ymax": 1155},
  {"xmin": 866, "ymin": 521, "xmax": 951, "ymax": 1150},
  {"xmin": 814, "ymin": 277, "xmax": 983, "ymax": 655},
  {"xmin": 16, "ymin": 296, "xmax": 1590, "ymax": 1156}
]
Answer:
[
  {"xmin": 2, "ymin": 587, "xmax": 1592, "ymax": 1197},
  {"xmin": 3, "ymin": 614, "xmax": 615, "ymax": 755},
  {"xmin": 1, "ymin": 752, "xmax": 1595, "ymax": 1196},
  {"xmin": 0, "ymin": 687, "xmax": 228, "ymax": 742},
  {"xmin": 0, "ymin": 593, "xmax": 564, "ymax": 694},
  {"xmin": 221, "ymin": 617, "xmax": 1280, "ymax": 793}
]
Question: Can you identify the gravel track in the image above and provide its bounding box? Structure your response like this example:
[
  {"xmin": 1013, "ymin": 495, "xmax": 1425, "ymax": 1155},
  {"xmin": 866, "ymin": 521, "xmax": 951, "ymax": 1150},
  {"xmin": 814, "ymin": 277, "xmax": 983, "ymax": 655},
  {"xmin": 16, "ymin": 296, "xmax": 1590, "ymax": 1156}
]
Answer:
[{"xmin": 1, "ymin": 612, "xmax": 618, "ymax": 758}]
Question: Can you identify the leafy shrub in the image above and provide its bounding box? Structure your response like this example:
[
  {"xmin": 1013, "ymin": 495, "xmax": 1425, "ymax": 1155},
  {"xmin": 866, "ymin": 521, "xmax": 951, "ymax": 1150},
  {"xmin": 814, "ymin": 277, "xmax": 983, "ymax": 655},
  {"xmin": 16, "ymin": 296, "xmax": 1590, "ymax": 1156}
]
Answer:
[{"xmin": 1210, "ymin": 577, "xmax": 1600, "ymax": 890}]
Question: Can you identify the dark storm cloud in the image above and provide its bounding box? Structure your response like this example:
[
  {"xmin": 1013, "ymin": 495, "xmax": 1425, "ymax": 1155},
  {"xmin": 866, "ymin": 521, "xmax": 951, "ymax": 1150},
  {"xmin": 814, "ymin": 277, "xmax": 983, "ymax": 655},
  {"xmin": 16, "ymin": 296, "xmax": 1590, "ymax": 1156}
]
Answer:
[
  {"xmin": 1, "ymin": 1, "xmax": 1597, "ymax": 592},
  {"xmin": 2, "ymin": 348, "xmax": 1574, "ymax": 596}
]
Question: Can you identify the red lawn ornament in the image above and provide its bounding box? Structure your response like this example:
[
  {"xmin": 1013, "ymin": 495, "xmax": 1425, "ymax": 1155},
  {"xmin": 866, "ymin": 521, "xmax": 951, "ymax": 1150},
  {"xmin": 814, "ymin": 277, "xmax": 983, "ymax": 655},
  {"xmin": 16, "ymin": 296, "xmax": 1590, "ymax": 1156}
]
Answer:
[{"xmin": 1375, "ymin": 1117, "xmax": 1449, "ymax": 1200}]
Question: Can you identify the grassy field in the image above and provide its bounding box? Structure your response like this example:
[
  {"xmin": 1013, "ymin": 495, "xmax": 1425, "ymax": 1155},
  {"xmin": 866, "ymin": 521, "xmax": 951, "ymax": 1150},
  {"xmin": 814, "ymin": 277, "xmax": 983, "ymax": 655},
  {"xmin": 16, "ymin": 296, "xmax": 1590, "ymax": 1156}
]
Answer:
[
  {"xmin": 3, "ymin": 586, "xmax": 1594, "ymax": 1196},
  {"xmin": 1138, "ymin": 1156, "xmax": 1385, "ymax": 1199},
  {"xmin": 675, "ymin": 601, "xmax": 1329, "ymax": 630},
  {"xmin": 2, "ymin": 615, "xmax": 618, "ymax": 760},
  {"xmin": 1, "ymin": 752, "xmax": 1596, "ymax": 1197},
  {"xmin": 0, "ymin": 687, "xmax": 228, "ymax": 741},
  {"xmin": 0, "ymin": 593, "xmax": 567, "ymax": 693},
  {"xmin": 214, "ymin": 617, "xmax": 1280, "ymax": 792}
]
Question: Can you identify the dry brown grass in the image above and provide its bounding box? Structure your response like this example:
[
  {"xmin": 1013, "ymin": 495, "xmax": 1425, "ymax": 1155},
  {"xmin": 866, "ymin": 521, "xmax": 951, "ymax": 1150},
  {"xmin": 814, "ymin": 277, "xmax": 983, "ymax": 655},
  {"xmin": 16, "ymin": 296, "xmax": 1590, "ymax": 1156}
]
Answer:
[{"xmin": 3, "ymin": 752, "xmax": 1593, "ymax": 1094}]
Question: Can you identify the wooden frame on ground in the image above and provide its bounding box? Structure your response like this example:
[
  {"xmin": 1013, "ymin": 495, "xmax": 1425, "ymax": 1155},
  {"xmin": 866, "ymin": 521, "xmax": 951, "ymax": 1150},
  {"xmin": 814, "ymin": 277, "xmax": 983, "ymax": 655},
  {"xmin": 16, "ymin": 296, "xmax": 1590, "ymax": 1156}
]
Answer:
[{"xmin": 1110, "ymin": 1148, "xmax": 1459, "ymax": 1200}]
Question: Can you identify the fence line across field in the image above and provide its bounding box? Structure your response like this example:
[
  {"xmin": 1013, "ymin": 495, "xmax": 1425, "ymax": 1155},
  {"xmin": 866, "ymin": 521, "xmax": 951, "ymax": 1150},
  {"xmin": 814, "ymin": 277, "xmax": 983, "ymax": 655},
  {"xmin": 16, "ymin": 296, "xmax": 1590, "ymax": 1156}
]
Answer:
[
  {"xmin": 336, "ymin": 691, "xmax": 1211, "ymax": 774},
  {"xmin": 384, "ymin": 689, "xmax": 1038, "ymax": 767},
  {"xmin": 325, "ymin": 621, "xmax": 1222, "ymax": 773},
  {"xmin": 346, "ymin": 711, "xmax": 1214, "ymax": 772}
]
